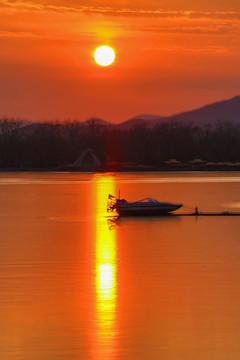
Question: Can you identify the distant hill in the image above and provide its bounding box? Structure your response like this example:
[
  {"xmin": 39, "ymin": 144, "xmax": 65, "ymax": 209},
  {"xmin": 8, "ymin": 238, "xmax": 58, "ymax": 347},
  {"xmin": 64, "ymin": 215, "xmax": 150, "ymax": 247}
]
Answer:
[
  {"xmin": 163, "ymin": 95, "xmax": 240, "ymax": 128},
  {"xmin": 118, "ymin": 114, "xmax": 164, "ymax": 130},
  {"xmin": 16, "ymin": 95, "xmax": 240, "ymax": 131},
  {"xmin": 119, "ymin": 95, "xmax": 240, "ymax": 129},
  {"xmin": 81, "ymin": 118, "xmax": 112, "ymax": 127}
]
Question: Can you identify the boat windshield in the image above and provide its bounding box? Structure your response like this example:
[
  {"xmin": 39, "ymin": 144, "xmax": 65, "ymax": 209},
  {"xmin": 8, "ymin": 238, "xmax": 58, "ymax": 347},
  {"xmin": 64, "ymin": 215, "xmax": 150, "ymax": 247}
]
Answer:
[{"xmin": 134, "ymin": 198, "xmax": 160, "ymax": 204}]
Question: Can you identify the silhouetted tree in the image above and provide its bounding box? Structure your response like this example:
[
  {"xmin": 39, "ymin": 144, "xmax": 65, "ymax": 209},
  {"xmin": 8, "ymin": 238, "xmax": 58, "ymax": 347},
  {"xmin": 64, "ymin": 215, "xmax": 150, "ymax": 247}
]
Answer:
[{"xmin": 1, "ymin": 117, "xmax": 240, "ymax": 169}]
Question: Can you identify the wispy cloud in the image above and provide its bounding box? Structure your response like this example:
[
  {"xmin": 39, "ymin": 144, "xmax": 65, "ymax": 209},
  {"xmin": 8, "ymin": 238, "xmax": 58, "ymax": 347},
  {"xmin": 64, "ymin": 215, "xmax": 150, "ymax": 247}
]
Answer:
[
  {"xmin": 132, "ymin": 23, "xmax": 240, "ymax": 36},
  {"xmin": 0, "ymin": 1, "xmax": 240, "ymax": 21},
  {"xmin": 0, "ymin": 30, "xmax": 43, "ymax": 38},
  {"xmin": 1, "ymin": 0, "xmax": 239, "ymax": 49}
]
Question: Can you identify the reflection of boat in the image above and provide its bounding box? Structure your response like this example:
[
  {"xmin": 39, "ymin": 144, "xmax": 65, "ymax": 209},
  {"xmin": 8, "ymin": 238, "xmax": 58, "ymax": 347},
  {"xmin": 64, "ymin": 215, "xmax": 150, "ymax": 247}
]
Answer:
[{"xmin": 107, "ymin": 194, "xmax": 182, "ymax": 216}]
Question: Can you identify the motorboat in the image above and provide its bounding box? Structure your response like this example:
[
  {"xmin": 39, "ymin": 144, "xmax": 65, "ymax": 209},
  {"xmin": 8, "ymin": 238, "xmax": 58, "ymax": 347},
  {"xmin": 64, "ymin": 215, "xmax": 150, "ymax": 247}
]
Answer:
[{"xmin": 107, "ymin": 194, "xmax": 182, "ymax": 216}]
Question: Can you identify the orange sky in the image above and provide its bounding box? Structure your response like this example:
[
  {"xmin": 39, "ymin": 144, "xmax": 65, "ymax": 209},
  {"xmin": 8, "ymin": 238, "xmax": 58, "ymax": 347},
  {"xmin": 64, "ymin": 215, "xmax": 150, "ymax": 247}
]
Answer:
[{"xmin": 0, "ymin": 0, "xmax": 240, "ymax": 123}]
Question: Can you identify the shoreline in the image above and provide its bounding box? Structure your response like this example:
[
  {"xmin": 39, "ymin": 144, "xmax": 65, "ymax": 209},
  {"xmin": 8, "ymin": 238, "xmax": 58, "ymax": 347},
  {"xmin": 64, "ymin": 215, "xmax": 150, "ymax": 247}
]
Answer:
[{"xmin": 1, "ymin": 165, "xmax": 240, "ymax": 173}]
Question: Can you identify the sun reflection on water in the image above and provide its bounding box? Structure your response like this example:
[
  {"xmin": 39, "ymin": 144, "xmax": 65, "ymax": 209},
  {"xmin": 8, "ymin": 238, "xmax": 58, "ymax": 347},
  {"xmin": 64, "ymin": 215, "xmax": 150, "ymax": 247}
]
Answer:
[{"xmin": 92, "ymin": 175, "xmax": 117, "ymax": 360}]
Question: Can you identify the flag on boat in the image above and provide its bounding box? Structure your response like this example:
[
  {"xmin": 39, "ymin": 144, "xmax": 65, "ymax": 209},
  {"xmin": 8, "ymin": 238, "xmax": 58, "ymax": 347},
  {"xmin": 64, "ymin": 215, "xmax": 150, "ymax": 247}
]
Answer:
[{"xmin": 107, "ymin": 194, "xmax": 117, "ymax": 212}]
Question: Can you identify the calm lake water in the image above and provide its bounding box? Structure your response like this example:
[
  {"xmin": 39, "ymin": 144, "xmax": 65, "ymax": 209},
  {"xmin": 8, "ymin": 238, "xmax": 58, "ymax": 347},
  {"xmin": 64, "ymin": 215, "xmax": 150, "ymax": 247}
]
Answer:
[{"xmin": 1, "ymin": 172, "xmax": 240, "ymax": 360}]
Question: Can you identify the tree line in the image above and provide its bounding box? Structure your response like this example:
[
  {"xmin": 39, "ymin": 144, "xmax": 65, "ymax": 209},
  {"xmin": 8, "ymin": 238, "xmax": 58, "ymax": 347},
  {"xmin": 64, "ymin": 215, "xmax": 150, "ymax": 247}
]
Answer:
[{"xmin": 0, "ymin": 117, "xmax": 240, "ymax": 169}]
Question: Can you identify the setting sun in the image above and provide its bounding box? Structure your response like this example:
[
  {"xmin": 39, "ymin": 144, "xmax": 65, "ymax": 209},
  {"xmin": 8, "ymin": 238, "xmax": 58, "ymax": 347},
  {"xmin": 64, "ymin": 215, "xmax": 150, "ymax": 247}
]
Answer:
[{"xmin": 94, "ymin": 46, "xmax": 115, "ymax": 67}]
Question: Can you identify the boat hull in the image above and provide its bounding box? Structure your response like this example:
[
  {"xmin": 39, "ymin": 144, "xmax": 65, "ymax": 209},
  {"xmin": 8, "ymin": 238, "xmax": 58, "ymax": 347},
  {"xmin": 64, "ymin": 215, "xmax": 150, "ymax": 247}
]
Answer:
[{"xmin": 116, "ymin": 204, "xmax": 182, "ymax": 216}]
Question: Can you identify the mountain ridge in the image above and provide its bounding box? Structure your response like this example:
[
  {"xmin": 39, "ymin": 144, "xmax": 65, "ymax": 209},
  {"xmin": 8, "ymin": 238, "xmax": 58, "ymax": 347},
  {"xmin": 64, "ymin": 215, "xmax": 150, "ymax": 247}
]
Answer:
[
  {"xmin": 124, "ymin": 95, "xmax": 240, "ymax": 128},
  {"xmin": 15, "ymin": 95, "xmax": 240, "ymax": 130},
  {"xmin": 98, "ymin": 95, "xmax": 240, "ymax": 128}
]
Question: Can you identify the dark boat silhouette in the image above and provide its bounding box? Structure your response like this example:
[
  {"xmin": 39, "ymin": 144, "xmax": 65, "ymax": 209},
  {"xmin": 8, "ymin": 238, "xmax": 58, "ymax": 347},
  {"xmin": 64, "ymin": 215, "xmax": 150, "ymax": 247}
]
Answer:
[{"xmin": 107, "ymin": 194, "xmax": 182, "ymax": 216}]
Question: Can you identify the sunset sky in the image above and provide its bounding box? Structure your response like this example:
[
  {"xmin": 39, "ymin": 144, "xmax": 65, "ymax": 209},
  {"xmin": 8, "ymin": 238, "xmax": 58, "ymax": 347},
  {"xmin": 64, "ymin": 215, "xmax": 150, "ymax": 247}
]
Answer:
[{"xmin": 0, "ymin": 0, "xmax": 240, "ymax": 123}]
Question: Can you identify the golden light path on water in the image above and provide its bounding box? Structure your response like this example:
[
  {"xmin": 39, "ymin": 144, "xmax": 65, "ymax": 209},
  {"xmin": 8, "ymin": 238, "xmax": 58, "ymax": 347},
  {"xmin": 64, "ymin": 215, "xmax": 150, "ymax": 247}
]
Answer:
[{"xmin": 92, "ymin": 175, "xmax": 117, "ymax": 360}]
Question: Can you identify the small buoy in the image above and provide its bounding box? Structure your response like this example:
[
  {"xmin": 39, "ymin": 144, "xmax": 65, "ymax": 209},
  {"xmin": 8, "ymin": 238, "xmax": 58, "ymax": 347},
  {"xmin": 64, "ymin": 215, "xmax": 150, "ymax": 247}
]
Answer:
[{"xmin": 195, "ymin": 206, "xmax": 199, "ymax": 215}]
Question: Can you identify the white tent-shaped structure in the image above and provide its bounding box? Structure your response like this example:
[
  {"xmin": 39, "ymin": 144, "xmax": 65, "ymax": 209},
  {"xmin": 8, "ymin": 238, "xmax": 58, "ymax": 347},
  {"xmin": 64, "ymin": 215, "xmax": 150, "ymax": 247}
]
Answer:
[{"xmin": 67, "ymin": 148, "xmax": 102, "ymax": 170}]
